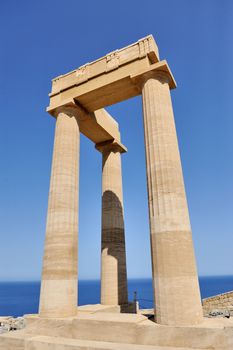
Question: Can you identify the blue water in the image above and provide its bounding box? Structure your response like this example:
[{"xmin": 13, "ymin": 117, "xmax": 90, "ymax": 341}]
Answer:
[{"xmin": 0, "ymin": 276, "xmax": 233, "ymax": 317}]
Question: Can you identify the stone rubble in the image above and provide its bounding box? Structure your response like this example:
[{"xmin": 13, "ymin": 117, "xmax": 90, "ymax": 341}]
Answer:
[
  {"xmin": 207, "ymin": 308, "xmax": 232, "ymax": 318},
  {"xmin": 0, "ymin": 316, "xmax": 25, "ymax": 334},
  {"xmin": 203, "ymin": 290, "xmax": 233, "ymax": 318}
]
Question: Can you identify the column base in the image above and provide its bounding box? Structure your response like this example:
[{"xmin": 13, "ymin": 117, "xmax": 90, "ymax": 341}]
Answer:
[
  {"xmin": 78, "ymin": 302, "xmax": 137, "ymax": 314},
  {"xmin": 39, "ymin": 279, "xmax": 77, "ymax": 318}
]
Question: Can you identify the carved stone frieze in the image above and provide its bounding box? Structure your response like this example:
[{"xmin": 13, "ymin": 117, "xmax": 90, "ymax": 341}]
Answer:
[{"xmin": 106, "ymin": 51, "xmax": 119, "ymax": 72}]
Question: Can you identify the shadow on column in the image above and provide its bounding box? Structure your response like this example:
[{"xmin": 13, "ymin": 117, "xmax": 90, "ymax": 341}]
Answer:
[{"xmin": 101, "ymin": 190, "xmax": 128, "ymax": 311}]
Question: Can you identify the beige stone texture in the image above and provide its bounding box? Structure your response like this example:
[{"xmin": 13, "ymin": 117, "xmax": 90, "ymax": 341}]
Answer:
[
  {"xmin": 203, "ymin": 290, "xmax": 233, "ymax": 314},
  {"xmin": 49, "ymin": 102, "xmax": 121, "ymax": 144},
  {"xmin": 0, "ymin": 332, "xmax": 205, "ymax": 350},
  {"xmin": 42, "ymin": 34, "xmax": 204, "ymax": 326},
  {"xmin": 141, "ymin": 73, "xmax": 203, "ymax": 326},
  {"xmin": 1, "ymin": 34, "xmax": 231, "ymax": 350},
  {"xmin": 77, "ymin": 304, "xmax": 122, "ymax": 314},
  {"xmin": 7, "ymin": 335, "xmax": 204, "ymax": 350},
  {"xmin": 39, "ymin": 111, "xmax": 80, "ymax": 318},
  {"xmin": 47, "ymin": 35, "xmax": 160, "ymax": 112},
  {"xmin": 77, "ymin": 303, "xmax": 137, "ymax": 314},
  {"xmin": 47, "ymin": 36, "xmax": 175, "ymax": 114},
  {"xmin": 96, "ymin": 141, "xmax": 128, "ymax": 306},
  {"xmin": 1, "ymin": 311, "xmax": 233, "ymax": 349}
]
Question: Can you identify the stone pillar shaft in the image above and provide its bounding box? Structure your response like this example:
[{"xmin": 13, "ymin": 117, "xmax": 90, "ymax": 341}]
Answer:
[
  {"xmin": 142, "ymin": 75, "xmax": 203, "ymax": 325},
  {"xmin": 100, "ymin": 144, "xmax": 128, "ymax": 305},
  {"xmin": 39, "ymin": 112, "xmax": 79, "ymax": 318}
]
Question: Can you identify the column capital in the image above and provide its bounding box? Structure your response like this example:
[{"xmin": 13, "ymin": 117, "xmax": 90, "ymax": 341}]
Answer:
[
  {"xmin": 131, "ymin": 60, "xmax": 177, "ymax": 91},
  {"xmin": 48, "ymin": 100, "xmax": 88, "ymax": 120},
  {"xmin": 95, "ymin": 139, "xmax": 127, "ymax": 154},
  {"xmin": 47, "ymin": 101, "xmax": 123, "ymax": 146}
]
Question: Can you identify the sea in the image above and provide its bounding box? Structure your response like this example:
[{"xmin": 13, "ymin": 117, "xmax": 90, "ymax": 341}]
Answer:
[{"xmin": 0, "ymin": 276, "xmax": 233, "ymax": 317}]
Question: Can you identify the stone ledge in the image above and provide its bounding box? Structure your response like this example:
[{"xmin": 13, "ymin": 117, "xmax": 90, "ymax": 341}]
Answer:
[
  {"xmin": 1, "ymin": 312, "xmax": 233, "ymax": 349},
  {"xmin": 0, "ymin": 332, "xmax": 204, "ymax": 350}
]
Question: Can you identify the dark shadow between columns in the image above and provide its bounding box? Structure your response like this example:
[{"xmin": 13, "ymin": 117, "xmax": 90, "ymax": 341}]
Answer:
[{"xmin": 101, "ymin": 190, "xmax": 128, "ymax": 309}]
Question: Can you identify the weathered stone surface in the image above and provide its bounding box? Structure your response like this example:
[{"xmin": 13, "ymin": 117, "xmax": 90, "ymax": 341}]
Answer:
[
  {"xmin": 0, "ymin": 333, "xmax": 205, "ymax": 350},
  {"xmin": 141, "ymin": 74, "xmax": 203, "ymax": 326},
  {"xmin": 49, "ymin": 102, "xmax": 122, "ymax": 145},
  {"xmin": 39, "ymin": 111, "xmax": 80, "ymax": 318},
  {"xmin": 96, "ymin": 141, "xmax": 128, "ymax": 306},
  {"xmin": 203, "ymin": 290, "xmax": 233, "ymax": 317},
  {"xmin": 47, "ymin": 36, "xmax": 175, "ymax": 113},
  {"xmin": 0, "ymin": 317, "xmax": 25, "ymax": 334},
  {"xmin": 50, "ymin": 35, "xmax": 159, "ymax": 96},
  {"xmin": 45, "ymin": 34, "xmax": 203, "ymax": 326},
  {"xmin": 38, "ymin": 34, "xmax": 204, "ymax": 327},
  {"xmin": 1, "ymin": 311, "xmax": 233, "ymax": 349}
]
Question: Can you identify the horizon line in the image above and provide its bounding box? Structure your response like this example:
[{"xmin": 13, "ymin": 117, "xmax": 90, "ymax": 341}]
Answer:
[{"xmin": 1, "ymin": 274, "xmax": 233, "ymax": 283}]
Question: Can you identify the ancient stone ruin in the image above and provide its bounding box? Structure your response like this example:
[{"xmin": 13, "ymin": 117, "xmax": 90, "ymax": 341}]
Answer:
[{"xmin": 1, "ymin": 35, "xmax": 233, "ymax": 350}]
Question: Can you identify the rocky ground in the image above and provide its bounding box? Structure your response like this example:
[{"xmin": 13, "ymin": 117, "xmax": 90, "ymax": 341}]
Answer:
[
  {"xmin": 205, "ymin": 308, "xmax": 233, "ymax": 318},
  {"xmin": 138, "ymin": 308, "xmax": 233, "ymax": 320},
  {"xmin": 0, "ymin": 316, "xmax": 25, "ymax": 334}
]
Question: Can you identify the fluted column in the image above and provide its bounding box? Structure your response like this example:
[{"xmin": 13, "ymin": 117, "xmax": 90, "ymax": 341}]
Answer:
[
  {"xmin": 39, "ymin": 110, "xmax": 79, "ymax": 318},
  {"xmin": 96, "ymin": 141, "xmax": 128, "ymax": 306},
  {"xmin": 142, "ymin": 73, "xmax": 203, "ymax": 325}
]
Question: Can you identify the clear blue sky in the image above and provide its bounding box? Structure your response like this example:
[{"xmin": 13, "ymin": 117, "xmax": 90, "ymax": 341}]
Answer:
[{"xmin": 0, "ymin": 0, "xmax": 232, "ymax": 281}]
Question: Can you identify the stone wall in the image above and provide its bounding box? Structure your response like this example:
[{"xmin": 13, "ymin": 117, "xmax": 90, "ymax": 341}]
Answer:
[{"xmin": 203, "ymin": 291, "xmax": 233, "ymax": 316}]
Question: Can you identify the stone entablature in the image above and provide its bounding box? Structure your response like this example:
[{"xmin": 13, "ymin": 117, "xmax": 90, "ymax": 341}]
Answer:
[
  {"xmin": 47, "ymin": 36, "xmax": 175, "ymax": 113},
  {"xmin": 50, "ymin": 35, "xmax": 159, "ymax": 97}
]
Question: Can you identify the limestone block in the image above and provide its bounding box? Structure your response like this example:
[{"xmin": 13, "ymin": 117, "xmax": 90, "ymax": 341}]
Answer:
[{"xmin": 3, "ymin": 313, "xmax": 233, "ymax": 349}]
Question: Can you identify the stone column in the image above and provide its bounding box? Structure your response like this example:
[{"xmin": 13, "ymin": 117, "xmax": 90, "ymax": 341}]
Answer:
[
  {"xmin": 39, "ymin": 110, "xmax": 79, "ymax": 318},
  {"xmin": 141, "ymin": 73, "xmax": 203, "ymax": 326},
  {"xmin": 96, "ymin": 141, "xmax": 128, "ymax": 306}
]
